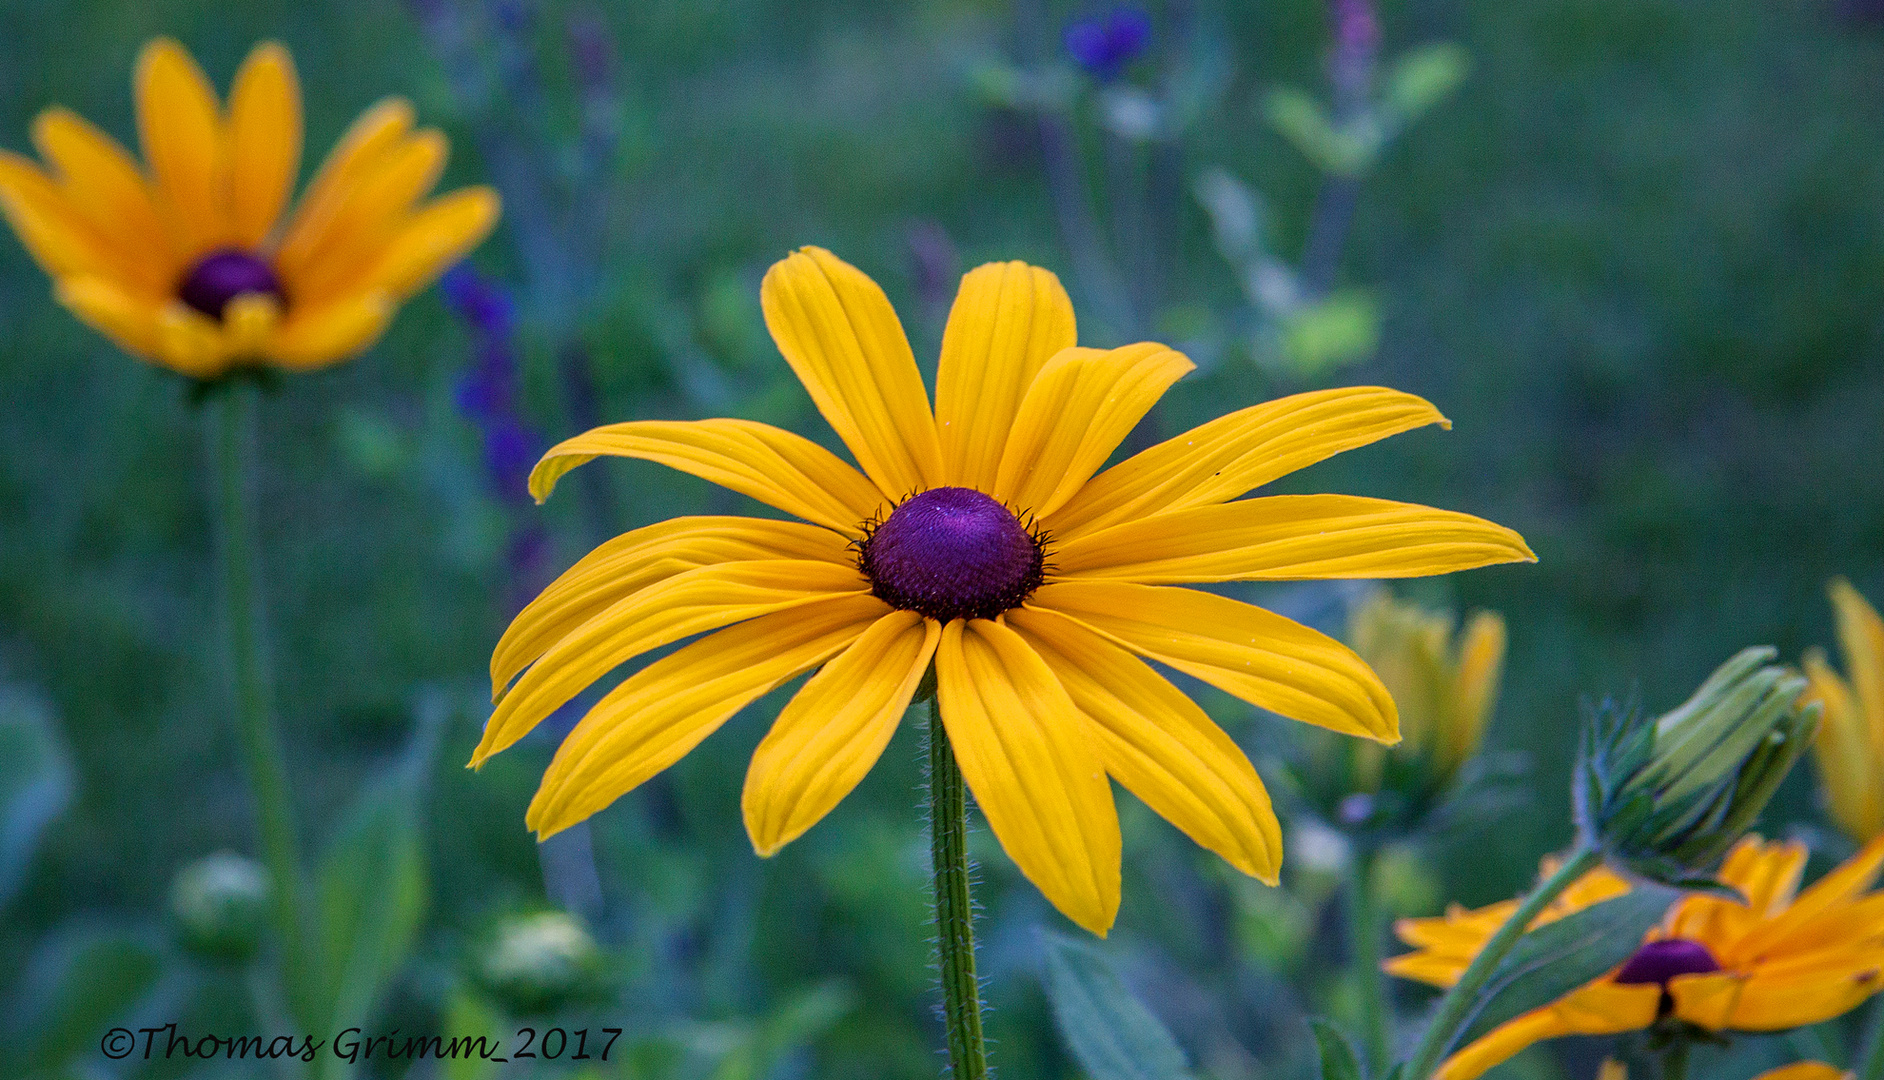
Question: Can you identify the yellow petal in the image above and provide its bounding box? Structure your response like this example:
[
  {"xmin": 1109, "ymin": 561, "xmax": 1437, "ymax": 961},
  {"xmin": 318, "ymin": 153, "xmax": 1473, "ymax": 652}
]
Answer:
[
  {"xmin": 222, "ymin": 291, "xmax": 281, "ymax": 359},
  {"xmin": 156, "ymin": 299, "xmax": 230, "ymax": 377},
  {"xmin": 743, "ymin": 611, "xmax": 939, "ymax": 854},
  {"xmin": 936, "ymin": 618, "xmax": 1121, "ymax": 935},
  {"xmin": 760, "ymin": 247, "xmax": 942, "ymax": 496},
  {"xmin": 277, "ymin": 128, "xmax": 446, "ymax": 304},
  {"xmin": 276, "ymin": 97, "xmax": 413, "ymax": 265},
  {"xmin": 1029, "ymin": 580, "xmax": 1398, "ymax": 742},
  {"xmin": 0, "ymin": 151, "xmax": 123, "ymax": 281},
  {"xmin": 523, "ymin": 593, "xmax": 891, "ymax": 837},
  {"xmin": 1445, "ymin": 610, "xmax": 1508, "ymax": 774},
  {"xmin": 992, "ymin": 342, "xmax": 1194, "ymax": 519},
  {"xmin": 135, "ymin": 38, "xmax": 231, "ymax": 255},
  {"xmin": 1829, "ymin": 580, "xmax": 1884, "ymax": 798},
  {"xmin": 1804, "ymin": 650, "xmax": 1878, "ymax": 843},
  {"xmin": 528, "ymin": 418, "xmax": 888, "ymax": 536},
  {"xmin": 1008, "ymin": 605, "xmax": 1280, "ymax": 882},
  {"xmin": 1438, "ymin": 987, "xmax": 1658, "ymax": 1080},
  {"xmin": 54, "ymin": 275, "xmax": 164, "ymax": 360},
  {"xmin": 1046, "ymin": 386, "xmax": 1450, "ymax": 540},
  {"xmin": 226, "ymin": 42, "xmax": 301, "ymax": 247},
  {"xmin": 1751, "ymin": 1065, "xmax": 1849, "ymax": 1080},
  {"xmin": 1053, "ymin": 495, "xmax": 1535, "ymax": 584},
  {"xmin": 357, "ymin": 186, "xmax": 500, "ymax": 298},
  {"xmin": 1674, "ymin": 965, "xmax": 1884, "ymax": 1031},
  {"xmin": 491, "ymin": 516, "xmax": 852, "ymax": 697},
  {"xmin": 473, "ymin": 560, "xmax": 868, "ymax": 764},
  {"xmin": 266, "ymin": 293, "xmax": 392, "ymax": 370},
  {"xmin": 934, "ymin": 261, "xmax": 1077, "ymax": 490},
  {"xmin": 29, "ymin": 108, "xmax": 177, "ymax": 292},
  {"xmin": 1737, "ymin": 836, "xmax": 1884, "ymax": 959},
  {"xmin": 1434, "ymin": 1011, "xmax": 1572, "ymax": 1080}
]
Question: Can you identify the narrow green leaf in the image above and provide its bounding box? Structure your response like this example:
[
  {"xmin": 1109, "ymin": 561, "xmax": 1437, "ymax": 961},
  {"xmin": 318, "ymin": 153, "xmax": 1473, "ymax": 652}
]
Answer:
[
  {"xmin": 1381, "ymin": 43, "xmax": 1471, "ymax": 124},
  {"xmin": 1310, "ymin": 1019, "xmax": 1367, "ymax": 1080},
  {"xmin": 1453, "ymin": 885, "xmax": 1678, "ymax": 1050},
  {"xmin": 0, "ymin": 687, "xmax": 74, "ymax": 911},
  {"xmin": 19, "ymin": 928, "xmax": 163, "ymax": 1073},
  {"xmin": 1041, "ymin": 931, "xmax": 1193, "ymax": 1080}
]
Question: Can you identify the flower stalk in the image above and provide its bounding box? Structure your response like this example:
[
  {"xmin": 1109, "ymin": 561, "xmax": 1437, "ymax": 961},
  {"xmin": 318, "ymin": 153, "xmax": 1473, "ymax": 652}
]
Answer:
[
  {"xmin": 1402, "ymin": 844, "xmax": 1603, "ymax": 1080},
  {"xmin": 1346, "ymin": 846, "xmax": 1391, "ymax": 1073},
  {"xmin": 926, "ymin": 697, "xmax": 991, "ymax": 1080},
  {"xmin": 1859, "ymin": 995, "xmax": 1884, "ymax": 1080},
  {"xmin": 211, "ymin": 382, "xmax": 305, "ymax": 985}
]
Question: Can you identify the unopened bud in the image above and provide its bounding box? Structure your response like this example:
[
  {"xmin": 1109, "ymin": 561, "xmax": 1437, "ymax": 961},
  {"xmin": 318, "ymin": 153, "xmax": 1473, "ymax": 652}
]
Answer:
[
  {"xmin": 476, "ymin": 911, "xmax": 601, "ymax": 1016},
  {"xmin": 169, "ymin": 853, "xmax": 270, "ymax": 963}
]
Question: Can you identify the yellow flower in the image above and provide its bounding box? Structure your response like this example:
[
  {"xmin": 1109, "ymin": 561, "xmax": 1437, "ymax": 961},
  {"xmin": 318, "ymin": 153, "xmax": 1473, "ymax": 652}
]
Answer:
[
  {"xmin": 1346, "ymin": 591, "xmax": 1507, "ymax": 792},
  {"xmin": 475, "ymin": 248, "xmax": 1534, "ymax": 934},
  {"xmin": 1803, "ymin": 578, "xmax": 1884, "ymax": 843},
  {"xmin": 0, "ymin": 38, "xmax": 499, "ymax": 378},
  {"xmin": 1752, "ymin": 1066, "xmax": 1851, "ymax": 1080},
  {"xmin": 1387, "ymin": 836, "xmax": 1884, "ymax": 1080}
]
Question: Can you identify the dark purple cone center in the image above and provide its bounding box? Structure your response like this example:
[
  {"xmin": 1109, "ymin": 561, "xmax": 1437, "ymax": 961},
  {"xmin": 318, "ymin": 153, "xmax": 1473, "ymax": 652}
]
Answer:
[
  {"xmin": 1614, "ymin": 938, "xmax": 1722, "ymax": 986},
  {"xmin": 858, "ymin": 487, "xmax": 1044, "ymax": 622},
  {"xmin": 178, "ymin": 248, "xmax": 285, "ymax": 320}
]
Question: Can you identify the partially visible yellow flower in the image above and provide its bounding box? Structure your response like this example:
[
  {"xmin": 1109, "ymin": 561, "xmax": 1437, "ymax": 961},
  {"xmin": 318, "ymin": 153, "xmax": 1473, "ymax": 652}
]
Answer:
[
  {"xmin": 1752, "ymin": 1066, "xmax": 1851, "ymax": 1080},
  {"xmin": 1803, "ymin": 578, "xmax": 1884, "ymax": 843},
  {"xmin": 1346, "ymin": 591, "xmax": 1506, "ymax": 792},
  {"xmin": 1387, "ymin": 835, "xmax": 1884, "ymax": 1080},
  {"xmin": 0, "ymin": 38, "xmax": 500, "ymax": 378},
  {"xmin": 474, "ymin": 246, "xmax": 1535, "ymax": 935}
]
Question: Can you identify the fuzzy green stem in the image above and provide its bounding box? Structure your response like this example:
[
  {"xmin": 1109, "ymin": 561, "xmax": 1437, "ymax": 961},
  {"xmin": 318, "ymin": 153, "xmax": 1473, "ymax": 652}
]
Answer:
[
  {"xmin": 212, "ymin": 384, "xmax": 305, "ymax": 987},
  {"xmin": 1659, "ymin": 1034, "xmax": 1691, "ymax": 1080},
  {"xmin": 1403, "ymin": 844, "xmax": 1603, "ymax": 1080},
  {"xmin": 927, "ymin": 699, "xmax": 990, "ymax": 1080},
  {"xmin": 1857, "ymin": 993, "xmax": 1884, "ymax": 1080},
  {"xmin": 1347, "ymin": 846, "xmax": 1391, "ymax": 1073}
]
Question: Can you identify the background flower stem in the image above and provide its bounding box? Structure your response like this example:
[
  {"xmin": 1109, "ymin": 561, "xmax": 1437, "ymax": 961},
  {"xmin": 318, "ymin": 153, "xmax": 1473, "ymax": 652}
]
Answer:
[
  {"xmin": 1402, "ymin": 844, "xmax": 1603, "ymax": 1080},
  {"xmin": 1857, "ymin": 994, "xmax": 1884, "ymax": 1080},
  {"xmin": 927, "ymin": 698, "xmax": 990, "ymax": 1080},
  {"xmin": 1347, "ymin": 844, "xmax": 1391, "ymax": 1072},
  {"xmin": 1658, "ymin": 1033, "xmax": 1691, "ymax": 1080},
  {"xmin": 212, "ymin": 382, "xmax": 306, "ymax": 994}
]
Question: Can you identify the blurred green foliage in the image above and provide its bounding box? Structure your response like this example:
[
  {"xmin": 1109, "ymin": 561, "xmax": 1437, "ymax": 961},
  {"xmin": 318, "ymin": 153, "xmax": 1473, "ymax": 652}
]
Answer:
[{"xmin": 2, "ymin": 1, "xmax": 1884, "ymax": 1078}]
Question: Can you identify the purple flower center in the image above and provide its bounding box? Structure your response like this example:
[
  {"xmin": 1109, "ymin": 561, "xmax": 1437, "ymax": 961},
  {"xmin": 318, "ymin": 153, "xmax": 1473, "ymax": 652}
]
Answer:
[
  {"xmin": 1614, "ymin": 938, "xmax": 1721, "ymax": 987},
  {"xmin": 177, "ymin": 249, "xmax": 284, "ymax": 320},
  {"xmin": 858, "ymin": 487, "xmax": 1045, "ymax": 622}
]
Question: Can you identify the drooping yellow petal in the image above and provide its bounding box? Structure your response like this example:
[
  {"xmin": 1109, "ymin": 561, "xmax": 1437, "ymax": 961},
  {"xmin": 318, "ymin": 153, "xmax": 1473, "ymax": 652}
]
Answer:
[
  {"xmin": 1438, "ymin": 986, "xmax": 1659, "ymax": 1080},
  {"xmin": 474, "ymin": 559, "xmax": 868, "ymax": 764},
  {"xmin": 135, "ymin": 38, "xmax": 231, "ymax": 255},
  {"xmin": 743, "ymin": 611, "xmax": 939, "ymax": 855},
  {"xmin": 936, "ymin": 618, "xmax": 1121, "ymax": 935},
  {"xmin": 528, "ymin": 418, "xmax": 888, "ymax": 535},
  {"xmin": 1030, "ymin": 580, "xmax": 1398, "ymax": 742},
  {"xmin": 1053, "ymin": 495, "xmax": 1535, "ymax": 584},
  {"xmin": 1046, "ymin": 386, "xmax": 1450, "ymax": 540},
  {"xmin": 359, "ymin": 186, "xmax": 501, "ymax": 298},
  {"xmin": 276, "ymin": 97, "xmax": 414, "ymax": 265},
  {"xmin": 934, "ymin": 261, "xmax": 1077, "ymax": 490},
  {"xmin": 266, "ymin": 293, "xmax": 392, "ymax": 370},
  {"xmin": 523, "ymin": 593, "xmax": 891, "ymax": 837},
  {"xmin": 53, "ymin": 276, "xmax": 164, "ymax": 360},
  {"xmin": 490, "ymin": 516, "xmax": 853, "ymax": 697},
  {"xmin": 1445, "ymin": 611, "xmax": 1508, "ymax": 775},
  {"xmin": 1009, "ymin": 605, "xmax": 1281, "ymax": 882},
  {"xmin": 1804, "ymin": 650, "xmax": 1879, "ymax": 844},
  {"xmin": 760, "ymin": 246, "xmax": 942, "ymax": 496},
  {"xmin": 279, "ymin": 128, "xmax": 447, "ymax": 304},
  {"xmin": 221, "ymin": 291, "xmax": 280, "ymax": 358},
  {"xmin": 156, "ymin": 299, "xmax": 229, "ymax": 377},
  {"xmin": 1829, "ymin": 580, "xmax": 1884, "ymax": 790},
  {"xmin": 992, "ymin": 343, "xmax": 1193, "ymax": 519},
  {"xmin": 226, "ymin": 42, "xmax": 302, "ymax": 247},
  {"xmin": 29, "ymin": 108, "xmax": 176, "ymax": 292},
  {"xmin": 1433, "ymin": 1011, "xmax": 1571, "ymax": 1080},
  {"xmin": 0, "ymin": 152, "xmax": 124, "ymax": 281}
]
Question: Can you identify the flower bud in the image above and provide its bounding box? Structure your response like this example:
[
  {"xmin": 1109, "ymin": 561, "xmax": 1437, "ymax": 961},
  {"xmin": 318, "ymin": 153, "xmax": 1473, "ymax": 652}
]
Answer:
[
  {"xmin": 475, "ymin": 911, "xmax": 601, "ymax": 1016},
  {"xmin": 1575, "ymin": 647, "xmax": 1819, "ymax": 885},
  {"xmin": 168, "ymin": 853, "xmax": 270, "ymax": 963}
]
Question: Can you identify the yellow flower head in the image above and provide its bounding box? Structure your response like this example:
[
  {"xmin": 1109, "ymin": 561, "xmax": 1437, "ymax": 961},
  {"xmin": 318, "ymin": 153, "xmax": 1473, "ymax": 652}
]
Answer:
[
  {"xmin": 0, "ymin": 38, "xmax": 500, "ymax": 378},
  {"xmin": 1387, "ymin": 835, "xmax": 1884, "ymax": 1080},
  {"xmin": 1803, "ymin": 578, "xmax": 1884, "ymax": 843},
  {"xmin": 1346, "ymin": 591, "xmax": 1507, "ymax": 793},
  {"xmin": 476, "ymin": 247, "xmax": 1534, "ymax": 935}
]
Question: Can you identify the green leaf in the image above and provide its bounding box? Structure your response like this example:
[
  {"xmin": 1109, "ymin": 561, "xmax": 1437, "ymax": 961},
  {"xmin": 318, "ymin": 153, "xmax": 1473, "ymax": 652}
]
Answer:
[
  {"xmin": 17, "ymin": 928, "xmax": 163, "ymax": 1073},
  {"xmin": 1453, "ymin": 885, "xmax": 1679, "ymax": 1050},
  {"xmin": 708, "ymin": 980, "xmax": 856, "ymax": 1080},
  {"xmin": 0, "ymin": 688, "xmax": 74, "ymax": 911},
  {"xmin": 441, "ymin": 988, "xmax": 504, "ymax": 1080},
  {"xmin": 1040, "ymin": 931, "xmax": 1193, "ymax": 1080},
  {"xmin": 1309, "ymin": 1019, "xmax": 1367, "ymax": 1080},
  {"xmin": 1265, "ymin": 89, "xmax": 1377, "ymax": 176},
  {"xmin": 1381, "ymin": 43, "xmax": 1471, "ymax": 126},
  {"xmin": 1279, "ymin": 290, "xmax": 1381, "ymax": 375}
]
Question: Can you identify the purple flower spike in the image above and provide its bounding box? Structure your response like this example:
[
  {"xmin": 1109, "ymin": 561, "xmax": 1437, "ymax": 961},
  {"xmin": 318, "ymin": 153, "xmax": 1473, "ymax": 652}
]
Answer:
[
  {"xmin": 442, "ymin": 263, "xmax": 516, "ymax": 339},
  {"xmin": 1065, "ymin": 6, "xmax": 1153, "ymax": 81}
]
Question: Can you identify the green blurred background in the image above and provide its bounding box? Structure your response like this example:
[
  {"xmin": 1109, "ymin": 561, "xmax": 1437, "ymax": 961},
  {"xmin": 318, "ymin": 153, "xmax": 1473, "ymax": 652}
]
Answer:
[{"xmin": 2, "ymin": 0, "xmax": 1882, "ymax": 1077}]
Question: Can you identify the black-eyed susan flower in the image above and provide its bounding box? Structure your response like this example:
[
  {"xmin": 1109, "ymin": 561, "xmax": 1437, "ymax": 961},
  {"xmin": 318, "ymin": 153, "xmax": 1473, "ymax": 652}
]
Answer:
[
  {"xmin": 0, "ymin": 38, "xmax": 499, "ymax": 378},
  {"xmin": 1803, "ymin": 579, "xmax": 1884, "ymax": 844},
  {"xmin": 474, "ymin": 247, "xmax": 1534, "ymax": 934},
  {"xmin": 1346, "ymin": 591, "xmax": 1506, "ymax": 795},
  {"xmin": 1387, "ymin": 835, "xmax": 1884, "ymax": 1080}
]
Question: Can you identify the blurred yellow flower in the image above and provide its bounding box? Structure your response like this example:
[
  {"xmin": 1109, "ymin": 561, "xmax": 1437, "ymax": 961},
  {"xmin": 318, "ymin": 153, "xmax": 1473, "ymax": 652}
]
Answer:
[
  {"xmin": 473, "ymin": 247, "xmax": 1535, "ymax": 935},
  {"xmin": 1803, "ymin": 578, "xmax": 1884, "ymax": 843},
  {"xmin": 0, "ymin": 38, "xmax": 499, "ymax": 378},
  {"xmin": 1752, "ymin": 1065, "xmax": 1851, "ymax": 1080},
  {"xmin": 1347, "ymin": 591, "xmax": 1506, "ymax": 792},
  {"xmin": 1387, "ymin": 836, "xmax": 1884, "ymax": 1080}
]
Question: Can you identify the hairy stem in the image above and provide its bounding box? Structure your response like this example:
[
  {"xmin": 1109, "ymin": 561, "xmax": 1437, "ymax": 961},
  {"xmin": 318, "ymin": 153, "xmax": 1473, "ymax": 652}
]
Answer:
[
  {"xmin": 927, "ymin": 700, "xmax": 990, "ymax": 1080},
  {"xmin": 212, "ymin": 384, "xmax": 305, "ymax": 992},
  {"xmin": 1403, "ymin": 844, "xmax": 1603, "ymax": 1080}
]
